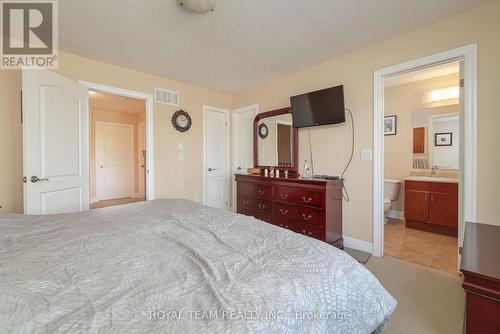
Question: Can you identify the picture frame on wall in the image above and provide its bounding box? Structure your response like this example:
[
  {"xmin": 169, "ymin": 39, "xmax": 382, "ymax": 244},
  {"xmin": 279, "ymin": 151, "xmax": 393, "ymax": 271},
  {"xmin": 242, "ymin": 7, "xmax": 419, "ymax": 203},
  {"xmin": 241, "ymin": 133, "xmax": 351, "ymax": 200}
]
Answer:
[
  {"xmin": 435, "ymin": 132, "xmax": 453, "ymax": 146},
  {"xmin": 384, "ymin": 115, "xmax": 397, "ymax": 136}
]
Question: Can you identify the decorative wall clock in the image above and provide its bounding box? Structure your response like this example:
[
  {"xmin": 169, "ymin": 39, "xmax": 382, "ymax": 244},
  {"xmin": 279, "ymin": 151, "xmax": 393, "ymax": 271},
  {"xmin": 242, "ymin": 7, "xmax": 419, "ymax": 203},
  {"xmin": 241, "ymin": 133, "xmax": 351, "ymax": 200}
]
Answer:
[
  {"xmin": 258, "ymin": 123, "xmax": 269, "ymax": 139},
  {"xmin": 172, "ymin": 109, "xmax": 192, "ymax": 132}
]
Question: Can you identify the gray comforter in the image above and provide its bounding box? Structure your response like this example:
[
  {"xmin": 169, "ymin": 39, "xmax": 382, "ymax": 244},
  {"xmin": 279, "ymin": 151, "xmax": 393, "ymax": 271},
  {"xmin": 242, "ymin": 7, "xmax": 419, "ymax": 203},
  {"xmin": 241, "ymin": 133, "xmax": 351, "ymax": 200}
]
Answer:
[{"xmin": 0, "ymin": 199, "xmax": 396, "ymax": 333}]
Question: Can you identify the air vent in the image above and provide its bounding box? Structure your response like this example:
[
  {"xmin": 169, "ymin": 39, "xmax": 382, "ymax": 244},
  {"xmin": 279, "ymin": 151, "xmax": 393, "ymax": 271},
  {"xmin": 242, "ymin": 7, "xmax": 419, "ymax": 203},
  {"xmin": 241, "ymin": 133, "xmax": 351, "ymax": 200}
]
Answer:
[{"xmin": 154, "ymin": 87, "xmax": 179, "ymax": 106}]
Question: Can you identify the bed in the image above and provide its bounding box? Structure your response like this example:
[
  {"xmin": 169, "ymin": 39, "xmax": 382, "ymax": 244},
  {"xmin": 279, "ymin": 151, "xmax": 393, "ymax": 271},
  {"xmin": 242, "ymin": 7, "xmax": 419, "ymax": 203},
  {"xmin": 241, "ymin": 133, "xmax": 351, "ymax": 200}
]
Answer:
[{"xmin": 0, "ymin": 199, "xmax": 396, "ymax": 333}]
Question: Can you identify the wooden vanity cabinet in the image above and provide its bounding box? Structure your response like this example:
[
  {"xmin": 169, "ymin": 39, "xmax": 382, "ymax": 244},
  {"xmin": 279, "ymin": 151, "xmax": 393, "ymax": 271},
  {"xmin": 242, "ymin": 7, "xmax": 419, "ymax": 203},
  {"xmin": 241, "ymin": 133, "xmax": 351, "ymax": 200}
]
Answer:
[{"xmin": 404, "ymin": 180, "xmax": 458, "ymax": 236}]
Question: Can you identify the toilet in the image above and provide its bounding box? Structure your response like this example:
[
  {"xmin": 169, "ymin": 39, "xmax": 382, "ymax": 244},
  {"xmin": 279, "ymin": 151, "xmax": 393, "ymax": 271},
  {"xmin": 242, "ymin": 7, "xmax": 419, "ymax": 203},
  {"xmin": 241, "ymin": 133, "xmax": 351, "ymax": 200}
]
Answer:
[{"xmin": 384, "ymin": 179, "xmax": 402, "ymax": 223}]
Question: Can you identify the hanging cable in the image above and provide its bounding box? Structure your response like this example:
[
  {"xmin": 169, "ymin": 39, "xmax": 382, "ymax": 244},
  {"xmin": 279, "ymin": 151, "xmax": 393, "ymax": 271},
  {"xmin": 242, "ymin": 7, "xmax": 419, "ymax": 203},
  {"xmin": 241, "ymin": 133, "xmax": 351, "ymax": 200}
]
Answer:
[{"xmin": 341, "ymin": 108, "xmax": 355, "ymax": 202}]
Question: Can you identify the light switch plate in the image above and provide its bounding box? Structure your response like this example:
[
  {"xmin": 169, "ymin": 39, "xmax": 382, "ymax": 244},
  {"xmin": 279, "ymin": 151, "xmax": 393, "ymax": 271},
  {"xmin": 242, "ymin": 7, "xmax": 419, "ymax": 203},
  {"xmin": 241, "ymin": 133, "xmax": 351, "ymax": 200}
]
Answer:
[{"xmin": 360, "ymin": 149, "xmax": 373, "ymax": 160}]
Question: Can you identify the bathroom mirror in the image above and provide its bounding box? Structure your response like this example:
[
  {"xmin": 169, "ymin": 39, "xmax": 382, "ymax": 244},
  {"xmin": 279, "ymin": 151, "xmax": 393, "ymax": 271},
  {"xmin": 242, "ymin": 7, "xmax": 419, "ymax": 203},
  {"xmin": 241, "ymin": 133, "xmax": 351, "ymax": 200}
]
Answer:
[
  {"xmin": 254, "ymin": 107, "xmax": 298, "ymax": 173},
  {"xmin": 412, "ymin": 107, "xmax": 459, "ymax": 170}
]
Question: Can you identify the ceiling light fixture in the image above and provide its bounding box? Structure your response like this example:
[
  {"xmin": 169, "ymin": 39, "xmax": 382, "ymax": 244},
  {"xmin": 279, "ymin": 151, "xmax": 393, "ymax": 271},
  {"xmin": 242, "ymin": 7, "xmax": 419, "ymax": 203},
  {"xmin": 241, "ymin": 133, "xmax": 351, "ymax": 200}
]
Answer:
[{"xmin": 177, "ymin": 0, "xmax": 215, "ymax": 13}]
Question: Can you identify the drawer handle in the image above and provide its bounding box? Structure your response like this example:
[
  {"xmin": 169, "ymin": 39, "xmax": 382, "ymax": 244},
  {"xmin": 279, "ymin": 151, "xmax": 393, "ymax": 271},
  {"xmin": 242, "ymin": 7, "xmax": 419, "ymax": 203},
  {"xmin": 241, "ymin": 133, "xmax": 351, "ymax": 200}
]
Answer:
[
  {"xmin": 243, "ymin": 187, "xmax": 249, "ymax": 192},
  {"xmin": 302, "ymin": 230, "xmax": 313, "ymax": 236},
  {"xmin": 302, "ymin": 196, "xmax": 313, "ymax": 203},
  {"xmin": 302, "ymin": 213, "xmax": 312, "ymax": 221},
  {"xmin": 280, "ymin": 208, "xmax": 288, "ymax": 215},
  {"xmin": 280, "ymin": 193, "xmax": 289, "ymax": 200},
  {"xmin": 258, "ymin": 203, "xmax": 266, "ymax": 210},
  {"xmin": 242, "ymin": 200, "xmax": 249, "ymax": 207},
  {"xmin": 258, "ymin": 190, "xmax": 266, "ymax": 196}
]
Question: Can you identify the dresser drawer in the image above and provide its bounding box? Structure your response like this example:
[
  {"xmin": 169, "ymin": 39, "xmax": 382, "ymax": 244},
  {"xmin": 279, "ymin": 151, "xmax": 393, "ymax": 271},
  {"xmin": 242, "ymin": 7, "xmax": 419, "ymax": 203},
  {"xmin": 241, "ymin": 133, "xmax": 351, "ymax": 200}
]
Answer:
[
  {"xmin": 273, "ymin": 202, "xmax": 322, "ymax": 225},
  {"xmin": 238, "ymin": 196, "xmax": 272, "ymax": 214},
  {"xmin": 238, "ymin": 182, "xmax": 273, "ymax": 200},
  {"xmin": 275, "ymin": 218, "xmax": 323, "ymax": 240},
  {"xmin": 274, "ymin": 186, "xmax": 322, "ymax": 208},
  {"xmin": 238, "ymin": 208, "xmax": 273, "ymax": 224}
]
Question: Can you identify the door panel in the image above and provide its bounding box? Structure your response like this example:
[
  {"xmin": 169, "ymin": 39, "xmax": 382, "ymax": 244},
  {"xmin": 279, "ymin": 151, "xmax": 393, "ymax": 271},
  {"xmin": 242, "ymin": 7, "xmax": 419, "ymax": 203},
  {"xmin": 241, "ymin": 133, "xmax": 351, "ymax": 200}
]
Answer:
[
  {"xmin": 96, "ymin": 122, "xmax": 134, "ymax": 200},
  {"xmin": 231, "ymin": 106, "xmax": 257, "ymax": 209},
  {"xmin": 430, "ymin": 192, "xmax": 458, "ymax": 227},
  {"xmin": 404, "ymin": 190, "xmax": 429, "ymax": 222},
  {"xmin": 23, "ymin": 69, "xmax": 89, "ymax": 215},
  {"xmin": 205, "ymin": 107, "xmax": 229, "ymax": 209}
]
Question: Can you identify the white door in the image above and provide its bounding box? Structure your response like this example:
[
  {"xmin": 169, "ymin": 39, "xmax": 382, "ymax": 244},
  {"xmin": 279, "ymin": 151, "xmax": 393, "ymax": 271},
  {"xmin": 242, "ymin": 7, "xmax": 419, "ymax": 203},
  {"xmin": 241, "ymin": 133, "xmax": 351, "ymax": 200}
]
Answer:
[
  {"xmin": 204, "ymin": 106, "xmax": 229, "ymax": 209},
  {"xmin": 138, "ymin": 122, "xmax": 146, "ymax": 198},
  {"xmin": 231, "ymin": 105, "xmax": 258, "ymax": 209},
  {"xmin": 22, "ymin": 69, "xmax": 89, "ymax": 215},
  {"xmin": 458, "ymin": 60, "xmax": 465, "ymax": 270},
  {"xmin": 95, "ymin": 122, "xmax": 134, "ymax": 200}
]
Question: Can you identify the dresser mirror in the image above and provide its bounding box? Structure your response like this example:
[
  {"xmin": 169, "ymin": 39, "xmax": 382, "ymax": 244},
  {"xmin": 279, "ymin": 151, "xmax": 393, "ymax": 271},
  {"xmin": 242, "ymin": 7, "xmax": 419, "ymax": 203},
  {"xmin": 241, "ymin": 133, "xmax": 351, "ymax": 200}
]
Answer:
[{"xmin": 254, "ymin": 107, "xmax": 298, "ymax": 174}]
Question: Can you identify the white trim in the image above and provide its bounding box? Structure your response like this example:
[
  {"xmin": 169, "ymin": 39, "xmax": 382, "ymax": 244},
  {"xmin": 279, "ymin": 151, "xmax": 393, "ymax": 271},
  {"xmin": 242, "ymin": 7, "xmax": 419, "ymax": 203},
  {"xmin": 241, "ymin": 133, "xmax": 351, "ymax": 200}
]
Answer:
[
  {"xmin": 95, "ymin": 121, "xmax": 134, "ymax": 201},
  {"xmin": 373, "ymin": 44, "xmax": 477, "ymax": 257},
  {"xmin": 203, "ymin": 105, "xmax": 231, "ymax": 209},
  {"xmin": 79, "ymin": 81, "xmax": 155, "ymax": 201},
  {"xmin": 387, "ymin": 210, "xmax": 404, "ymax": 220},
  {"xmin": 343, "ymin": 236, "xmax": 373, "ymax": 254}
]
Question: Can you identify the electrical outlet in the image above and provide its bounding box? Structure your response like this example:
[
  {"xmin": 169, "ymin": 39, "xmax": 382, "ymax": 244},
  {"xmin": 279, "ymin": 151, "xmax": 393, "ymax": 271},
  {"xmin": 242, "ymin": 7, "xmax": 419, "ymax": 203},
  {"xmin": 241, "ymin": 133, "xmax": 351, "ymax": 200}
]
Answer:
[{"xmin": 360, "ymin": 149, "xmax": 373, "ymax": 160}]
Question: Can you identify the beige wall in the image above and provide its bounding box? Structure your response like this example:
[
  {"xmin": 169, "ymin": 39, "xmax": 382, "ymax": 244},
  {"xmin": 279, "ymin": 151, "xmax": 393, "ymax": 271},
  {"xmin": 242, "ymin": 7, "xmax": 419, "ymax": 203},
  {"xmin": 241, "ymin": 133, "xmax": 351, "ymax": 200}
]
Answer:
[
  {"xmin": 0, "ymin": 71, "xmax": 22, "ymax": 213},
  {"xmin": 384, "ymin": 74, "xmax": 459, "ymax": 211},
  {"xmin": 89, "ymin": 108, "xmax": 145, "ymax": 199},
  {"xmin": 0, "ymin": 51, "xmax": 232, "ymax": 213},
  {"xmin": 233, "ymin": 1, "xmax": 500, "ymax": 242}
]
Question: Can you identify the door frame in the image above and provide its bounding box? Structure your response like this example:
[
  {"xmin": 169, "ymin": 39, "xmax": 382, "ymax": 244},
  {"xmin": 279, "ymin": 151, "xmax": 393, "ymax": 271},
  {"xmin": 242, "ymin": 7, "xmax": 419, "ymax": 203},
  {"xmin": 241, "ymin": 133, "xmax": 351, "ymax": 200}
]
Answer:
[
  {"xmin": 95, "ymin": 121, "xmax": 135, "ymax": 200},
  {"xmin": 79, "ymin": 81, "xmax": 155, "ymax": 201},
  {"xmin": 373, "ymin": 43, "xmax": 477, "ymax": 257},
  {"xmin": 203, "ymin": 105, "xmax": 230, "ymax": 208},
  {"xmin": 137, "ymin": 122, "xmax": 146, "ymax": 198}
]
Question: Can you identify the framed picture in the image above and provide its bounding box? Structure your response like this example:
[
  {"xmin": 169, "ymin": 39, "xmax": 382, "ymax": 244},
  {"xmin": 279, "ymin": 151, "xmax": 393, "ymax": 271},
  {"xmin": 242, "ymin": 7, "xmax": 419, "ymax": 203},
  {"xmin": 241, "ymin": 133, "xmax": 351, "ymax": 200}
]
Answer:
[
  {"xmin": 435, "ymin": 132, "xmax": 453, "ymax": 146},
  {"xmin": 384, "ymin": 115, "xmax": 397, "ymax": 136}
]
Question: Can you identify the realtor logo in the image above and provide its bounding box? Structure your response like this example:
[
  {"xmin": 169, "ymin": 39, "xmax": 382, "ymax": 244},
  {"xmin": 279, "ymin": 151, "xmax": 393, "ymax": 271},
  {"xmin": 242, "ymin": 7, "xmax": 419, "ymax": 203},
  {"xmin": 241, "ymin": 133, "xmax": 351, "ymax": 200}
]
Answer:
[{"xmin": 1, "ymin": 0, "xmax": 58, "ymax": 69}]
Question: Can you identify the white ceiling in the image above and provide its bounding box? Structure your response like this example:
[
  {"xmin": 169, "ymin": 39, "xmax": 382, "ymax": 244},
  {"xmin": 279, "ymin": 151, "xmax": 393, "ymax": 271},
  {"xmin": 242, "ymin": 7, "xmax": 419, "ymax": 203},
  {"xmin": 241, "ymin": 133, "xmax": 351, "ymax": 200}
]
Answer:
[
  {"xmin": 384, "ymin": 61, "xmax": 460, "ymax": 88},
  {"xmin": 89, "ymin": 91, "xmax": 145, "ymax": 114},
  {"xmin": 59, "ymin": 0, "xmax": 491, "ymax": 93}
]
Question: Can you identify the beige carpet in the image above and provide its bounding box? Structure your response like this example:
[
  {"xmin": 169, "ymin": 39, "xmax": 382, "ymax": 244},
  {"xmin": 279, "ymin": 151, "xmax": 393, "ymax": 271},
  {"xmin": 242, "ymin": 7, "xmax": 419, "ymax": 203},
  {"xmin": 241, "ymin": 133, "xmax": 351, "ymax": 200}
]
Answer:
[{"xmin": 365, "ymin": 256, "xmax": 464, "ymax": 334}]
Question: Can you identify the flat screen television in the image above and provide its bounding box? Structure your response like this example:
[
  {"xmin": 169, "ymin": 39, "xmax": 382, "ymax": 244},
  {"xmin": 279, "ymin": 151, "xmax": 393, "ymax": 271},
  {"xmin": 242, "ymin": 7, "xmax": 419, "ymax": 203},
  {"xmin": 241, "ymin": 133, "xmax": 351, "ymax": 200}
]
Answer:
[{"xmin": 290, "ymin": 85, "xmax": 345, "ymax": 128}]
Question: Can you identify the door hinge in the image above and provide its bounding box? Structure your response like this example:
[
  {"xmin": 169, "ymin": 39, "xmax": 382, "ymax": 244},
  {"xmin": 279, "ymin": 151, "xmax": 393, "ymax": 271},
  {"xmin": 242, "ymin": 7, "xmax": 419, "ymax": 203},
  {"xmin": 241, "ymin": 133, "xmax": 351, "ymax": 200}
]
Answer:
[
  {"xmin": 460, "ymin": 79, "xmax": 464, "ymax": 88},
  {"xmin": 458, "ymin": 246, "xmax": 463, "ymax": 255},
  {"xmin": 20, "ymin": 91, "xmax": 23, "ymax": 124},
  {"xmin": 23, "ymin": 176, "xmax": 27, "ymax": 183}
]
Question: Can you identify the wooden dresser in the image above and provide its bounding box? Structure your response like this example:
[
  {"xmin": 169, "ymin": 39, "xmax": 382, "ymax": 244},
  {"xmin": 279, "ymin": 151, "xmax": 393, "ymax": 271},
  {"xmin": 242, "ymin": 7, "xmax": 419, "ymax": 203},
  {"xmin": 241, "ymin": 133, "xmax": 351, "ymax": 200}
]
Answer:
[
  {"xmin": 460, "ymin": 222, "xmax": 500, "ymax": 333},
  {"xmin": 235, "ymin": 174, "xmax": 343, "ymax": 248}
]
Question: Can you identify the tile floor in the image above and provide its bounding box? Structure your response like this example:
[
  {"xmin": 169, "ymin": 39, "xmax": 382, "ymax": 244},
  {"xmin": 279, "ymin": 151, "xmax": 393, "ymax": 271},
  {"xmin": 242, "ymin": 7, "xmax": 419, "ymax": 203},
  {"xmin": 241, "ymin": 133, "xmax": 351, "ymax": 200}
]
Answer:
[
  {"xmin": 384, "ymin": 218, "xmax": 458, "ymax": 275},
  {"xmin": 90, "ymin": 197, "xmax": 145, "ymax": 209}
]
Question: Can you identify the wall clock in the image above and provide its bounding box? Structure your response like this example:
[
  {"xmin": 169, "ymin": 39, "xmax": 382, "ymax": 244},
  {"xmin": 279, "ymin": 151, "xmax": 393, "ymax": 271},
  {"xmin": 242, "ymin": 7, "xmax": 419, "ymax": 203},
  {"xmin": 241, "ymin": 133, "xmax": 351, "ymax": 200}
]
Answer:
[
  {"xmin": 258, "ymin": 123, "xmax": 268, "ymax": 139},
  {"xmin": 172, "ymin": 109, "xmax": 192, "ymax": 133}
]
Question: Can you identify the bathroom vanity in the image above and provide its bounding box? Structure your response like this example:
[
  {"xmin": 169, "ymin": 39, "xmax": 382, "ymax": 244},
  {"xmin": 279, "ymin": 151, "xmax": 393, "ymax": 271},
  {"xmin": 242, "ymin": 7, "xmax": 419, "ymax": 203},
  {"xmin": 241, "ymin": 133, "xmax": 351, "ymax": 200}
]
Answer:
[{"xmin": 404, "ymin": 177, "xmax": 458, "ymax": 236}]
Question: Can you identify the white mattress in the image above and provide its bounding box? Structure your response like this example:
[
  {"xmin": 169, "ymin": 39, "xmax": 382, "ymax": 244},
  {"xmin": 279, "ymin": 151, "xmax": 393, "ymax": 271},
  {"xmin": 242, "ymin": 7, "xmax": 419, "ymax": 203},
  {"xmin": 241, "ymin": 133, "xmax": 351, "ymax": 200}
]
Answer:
[{"xmin": 0, "ymin": 199, "xmax": 396, "ymax": 333}]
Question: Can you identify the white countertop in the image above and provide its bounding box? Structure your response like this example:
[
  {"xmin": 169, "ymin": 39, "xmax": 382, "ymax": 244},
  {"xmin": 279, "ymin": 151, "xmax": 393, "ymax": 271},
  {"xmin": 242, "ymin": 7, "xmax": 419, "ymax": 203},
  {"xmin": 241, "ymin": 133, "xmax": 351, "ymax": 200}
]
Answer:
[{"xmin": 404, "ymin": 176, "xmax": 459, "ymax": 183}]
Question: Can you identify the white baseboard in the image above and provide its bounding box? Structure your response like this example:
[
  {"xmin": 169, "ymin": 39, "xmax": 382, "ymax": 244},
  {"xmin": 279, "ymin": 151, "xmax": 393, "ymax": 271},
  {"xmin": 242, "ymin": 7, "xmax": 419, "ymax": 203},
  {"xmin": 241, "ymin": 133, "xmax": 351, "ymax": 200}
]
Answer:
[
  {"xmin": 90, "ymin": 197, "xmax": 99, "ymax": 204},
  {"xmin": 387, "ymin": 210, "xmax": 404, "ymax": 220},
  {"xmin": 343, "ymin": 236, "xmax": 373, "ymax": 254}
]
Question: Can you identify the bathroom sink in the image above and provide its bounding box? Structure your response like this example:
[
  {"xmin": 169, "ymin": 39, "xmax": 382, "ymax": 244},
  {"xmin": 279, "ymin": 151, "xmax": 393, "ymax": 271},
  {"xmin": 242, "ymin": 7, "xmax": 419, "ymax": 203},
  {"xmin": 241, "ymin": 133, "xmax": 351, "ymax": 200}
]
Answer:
[{"xmin": 404, "ymin": 175, "xmax": 459, "ymax": 183}]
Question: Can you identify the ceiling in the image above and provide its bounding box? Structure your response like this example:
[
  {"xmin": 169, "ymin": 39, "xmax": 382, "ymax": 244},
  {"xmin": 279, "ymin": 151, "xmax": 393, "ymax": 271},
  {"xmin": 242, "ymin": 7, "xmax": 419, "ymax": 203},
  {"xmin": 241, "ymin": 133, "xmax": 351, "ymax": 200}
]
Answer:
[
  {"xmin": 89, "ymin": 91, "xmax": 145, "ymax": 114},
  {"xmin": 384, "ymin": 61, "xmax": 460, "ymax": 88},
  {"xmin": 59, "ymin": 0, "xmax": 491, "ymax": 93}
]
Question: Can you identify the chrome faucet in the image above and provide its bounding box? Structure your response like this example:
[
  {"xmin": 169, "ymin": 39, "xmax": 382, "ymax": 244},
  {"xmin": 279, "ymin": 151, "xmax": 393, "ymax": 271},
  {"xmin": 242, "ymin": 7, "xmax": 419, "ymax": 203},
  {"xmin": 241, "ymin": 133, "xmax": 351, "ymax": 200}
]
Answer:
[{"xmin": 431, "ymin": 165, "xmax": 438, "ymax": 176}]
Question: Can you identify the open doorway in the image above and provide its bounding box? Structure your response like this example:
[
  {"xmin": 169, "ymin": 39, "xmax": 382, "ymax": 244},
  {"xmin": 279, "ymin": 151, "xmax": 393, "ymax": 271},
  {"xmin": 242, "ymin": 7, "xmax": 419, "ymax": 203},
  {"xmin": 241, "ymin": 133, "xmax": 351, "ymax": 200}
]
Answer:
[
  {"xmin": 382, "ymin": 61, "xmax": 460, "ymax": 275},
  {"xmin": 88, "ymin": 91, "xmax": 147, "ymax": 209},
  {"xmin": 372, "ymin": 44, "xmax": 477, "ymax": 275}
]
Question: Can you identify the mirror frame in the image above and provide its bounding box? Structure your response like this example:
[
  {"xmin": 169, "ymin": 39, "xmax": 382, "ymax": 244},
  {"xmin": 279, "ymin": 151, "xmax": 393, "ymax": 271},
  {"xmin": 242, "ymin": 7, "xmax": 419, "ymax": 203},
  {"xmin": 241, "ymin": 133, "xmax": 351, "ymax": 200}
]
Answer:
[{"xmin": 253, "ymin": 107, "xmax": 299, "ymax": 175}]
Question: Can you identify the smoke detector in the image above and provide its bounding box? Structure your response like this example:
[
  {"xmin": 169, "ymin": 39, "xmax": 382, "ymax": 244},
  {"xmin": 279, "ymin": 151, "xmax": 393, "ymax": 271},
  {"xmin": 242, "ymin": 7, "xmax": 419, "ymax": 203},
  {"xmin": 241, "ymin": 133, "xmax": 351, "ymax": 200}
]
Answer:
[{"xmin": 178, "ymin": 0, "xmax": 215, "ymax": 13}]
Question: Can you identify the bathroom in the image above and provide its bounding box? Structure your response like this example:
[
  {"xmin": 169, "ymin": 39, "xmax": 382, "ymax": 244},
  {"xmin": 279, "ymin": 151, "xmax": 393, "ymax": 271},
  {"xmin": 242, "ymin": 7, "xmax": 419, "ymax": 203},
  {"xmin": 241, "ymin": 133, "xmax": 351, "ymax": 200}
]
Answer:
[{"xmin": 383, "ymin": 61, "xmax": 460, "ymax": 275}]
